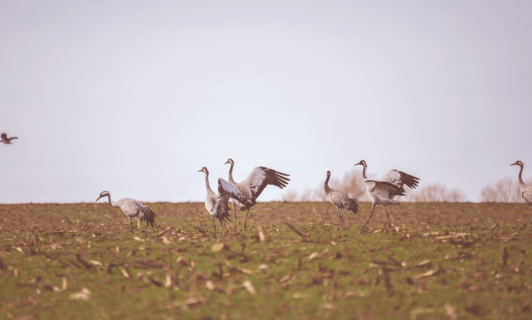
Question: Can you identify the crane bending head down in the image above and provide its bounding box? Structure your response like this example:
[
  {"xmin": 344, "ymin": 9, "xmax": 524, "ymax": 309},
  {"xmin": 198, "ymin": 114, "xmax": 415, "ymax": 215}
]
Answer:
[
  {"xmin": 96, "ymin": 191, "xmax": 111, "ymax": 202},
  {"xmin": 95, "ymin": 191, "xmax": 156, "ymax": 234}
]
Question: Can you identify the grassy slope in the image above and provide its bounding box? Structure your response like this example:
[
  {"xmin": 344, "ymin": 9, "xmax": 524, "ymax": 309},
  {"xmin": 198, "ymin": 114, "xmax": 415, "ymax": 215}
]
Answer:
[{"xmin": 1, "ymin": 202, "xmax": 532, "ymax": 319}]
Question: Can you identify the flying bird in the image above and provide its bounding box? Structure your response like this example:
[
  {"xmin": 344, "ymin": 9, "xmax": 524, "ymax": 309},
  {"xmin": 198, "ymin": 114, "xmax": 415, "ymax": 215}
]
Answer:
[
  {"xmin": 225, "ymin": 158, "xmax": 290, "ymax": 231},
  {"xmin": 324, "ymin": 171, "xmax": 358, "ymax": 230},
  {"xmin": 199, "ymin": 167, "xmax": 238, "ymax": 233},
  {"xmin": 511, "ymin": 161, "xmax": 532, "ymax": 228},
  {"xmin": 95, "ymin": 191, "xmax": 156, "ymax": 234},
  {"xmin": 354, "ymin": 160, "xmax": 420, "ymax": 229},
  {"xmin": 1, "ymin": 133, "xmax": 18, "ymax": 144}
]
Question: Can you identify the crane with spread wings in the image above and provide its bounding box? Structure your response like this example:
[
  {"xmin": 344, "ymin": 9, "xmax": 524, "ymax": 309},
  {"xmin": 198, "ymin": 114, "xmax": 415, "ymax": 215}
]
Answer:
[
  {"xmin": 224, "ymin": 158, "xmax": 290, "ymax": 231},
  {"xmin": 355, "ymin": 160, "xmax": 420, "ymax": 229}
]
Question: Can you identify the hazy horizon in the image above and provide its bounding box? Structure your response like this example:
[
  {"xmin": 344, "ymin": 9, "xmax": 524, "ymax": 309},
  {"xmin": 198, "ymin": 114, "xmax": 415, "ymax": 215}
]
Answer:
[{"xmin": 2, "ymin": 1, "xmax": 531, "ymax": 203}]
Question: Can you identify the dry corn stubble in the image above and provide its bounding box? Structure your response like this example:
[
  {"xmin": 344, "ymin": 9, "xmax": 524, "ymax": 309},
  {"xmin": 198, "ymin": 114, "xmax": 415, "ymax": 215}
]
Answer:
[{"xmin": 1, "ymin": 202, "xmax": 532, "ymax": 319}]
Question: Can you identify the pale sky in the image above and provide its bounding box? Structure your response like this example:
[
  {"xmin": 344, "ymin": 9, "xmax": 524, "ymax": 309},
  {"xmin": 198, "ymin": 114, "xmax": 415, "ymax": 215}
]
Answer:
[{"xmin": 1, "ymin": 1, "xmax": 531, "ymax": 203}]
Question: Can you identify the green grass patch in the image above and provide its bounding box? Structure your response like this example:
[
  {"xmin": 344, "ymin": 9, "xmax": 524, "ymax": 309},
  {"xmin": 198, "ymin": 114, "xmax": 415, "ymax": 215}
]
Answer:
[{"xmin": 1, "ymin": 202, "xmax": 532, "ymax": 319}]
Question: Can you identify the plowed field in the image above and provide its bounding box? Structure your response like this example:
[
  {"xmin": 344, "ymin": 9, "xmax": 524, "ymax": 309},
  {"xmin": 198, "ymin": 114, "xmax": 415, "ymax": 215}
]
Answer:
[{"xmin": 1, "ymin": 202, "xmax": 532, "ymax": 319}]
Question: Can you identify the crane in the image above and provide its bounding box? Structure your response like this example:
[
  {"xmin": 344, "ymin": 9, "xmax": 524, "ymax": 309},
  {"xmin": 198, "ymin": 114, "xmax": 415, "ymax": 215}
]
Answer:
[
  {"xmin": 354, "ymin": 160, "xmax": 420, "ymax": 229},
  {"xmin": 198, "ymin": 167, "xmax": 237, "ymax": 233},
  {"xmin": 324, "ymin": 171, "xmax": 358, "ymax": 230},
  {"xmin": 225, "ymin": 158, "xmax": 290, "ymax": 231},
  {"xmin": 95, "ymin": 191, "xmax": 156, "ymax": 234},
  {"xmin": 1, "ymin": 133, "xmax": 18, "ymax": 144},
  {"xmin": 511, "ymin": 161, "xmax": 532, "ymax": 227}
]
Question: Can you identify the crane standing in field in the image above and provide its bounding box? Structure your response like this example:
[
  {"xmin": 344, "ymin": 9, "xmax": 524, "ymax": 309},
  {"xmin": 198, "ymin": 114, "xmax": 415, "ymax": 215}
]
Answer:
[
  {"xmin": 354, "ymin": 160, "xmax": 420, "ymax": 229},
  {"xmin": 1, "ymin": 133, "xmax": 18, "ymax": 144},
  {"xmin": 324, "ymin": 171, "xmax": 359, "ymax": 230},
  {"xmin": 511, "ymin": 161, "xmax": 532, "ymax": 227},
  {"xmin": 199, "ymin": 167, "xmax": 251, "ymax": 233},
  {"xmin": 95, "ymin": 191, "xmax": 156, "ymax": 234},
  {"xmin": 225, "ymin": 158, "xmax": 290, "ymax": 231}
]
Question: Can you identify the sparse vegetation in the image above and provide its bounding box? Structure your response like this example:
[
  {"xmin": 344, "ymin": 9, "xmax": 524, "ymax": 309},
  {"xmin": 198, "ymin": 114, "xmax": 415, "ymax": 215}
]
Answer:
[
  {"xmin": 405, "ymin": 183, "xmax": 467, "ymax": 203},
  {"xmin": 1, "ymin": 202, "xmax": 532, "ymax": 319},
  {"xmin": 481, "ymin": 178, "xmax": 532, "ymax": 203}
]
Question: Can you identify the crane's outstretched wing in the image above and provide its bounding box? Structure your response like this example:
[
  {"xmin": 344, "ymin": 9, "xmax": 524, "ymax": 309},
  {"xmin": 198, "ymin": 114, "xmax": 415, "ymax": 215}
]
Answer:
[
  {"xmin": 240, "ymin": 166, "xmax": 290, "ymax": 201},
  {"xmin": 8, "ymin": 137, "xmax": 18, "ymax": 142},
  {"xmin": 381, "ymin": 170, "xmax": 420, "ymax": 197},
  {"xmin": 218, "ymin": 178, "xmax": 253, "ymax": 206},
  {"xmin": 383, "ymin": 170, "xmax": 420, "ymax": 189}
]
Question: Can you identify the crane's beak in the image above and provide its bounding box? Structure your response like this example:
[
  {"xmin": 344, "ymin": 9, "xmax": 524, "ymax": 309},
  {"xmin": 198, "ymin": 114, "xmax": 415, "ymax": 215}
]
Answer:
[
  {"xmin": 95, "ymin": 196, "xmax": 102, "ymax": 202},
  {"xmin": 510, "ymin": 162, "xmax": 518, "ymax": 166},
  {"xmin": 354, "ymin": 162, "xmax": 361, "ymax": 166},
  {"xmin": 198, "ymin": 169, "xmax": 203, "ymax": 172},
  {"xmin": 224, "ymin": 160, "xmax": 230, "ymax": 165}
]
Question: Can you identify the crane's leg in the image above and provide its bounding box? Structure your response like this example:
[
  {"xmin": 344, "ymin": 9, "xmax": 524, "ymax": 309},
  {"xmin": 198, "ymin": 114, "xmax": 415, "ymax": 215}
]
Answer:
[
  {"xmin": 220, "ymin": 219, "xmax": 224, "ymax": 234},
  {"xmin": 336, "ymin": 207, "xmax": 342, "ymax": 230},
  {"xmin": 127, "ymin": 217, "xmax": 134, "ymax": 234},
  {"xmin": 212, "ymin": 215, "xmax": 217, "ymax": 233},
  {"xmin": 143, "ymin": 220, "xmax": 149, "ymax": 233},
  {"xmin": 340, "ymin": 208, "xmax": 344, "ymax": 230},
  {"xmin": 361, "ymin": 204, "xmax": 376, "ymax": 230},
  {"xmin": 232, "ymin": 201, "xmax": 238, "ymax": 231},
  {"xmin": 384, "ymin": 206, "xmax": 392, "ymax": 227},
  {"xmin": 137, "ymin": 218, "xmax": 141, "ymax": 229},
  {"xmin": 244, "ymin": 209, "xmax": 250, "ymax": 231}
]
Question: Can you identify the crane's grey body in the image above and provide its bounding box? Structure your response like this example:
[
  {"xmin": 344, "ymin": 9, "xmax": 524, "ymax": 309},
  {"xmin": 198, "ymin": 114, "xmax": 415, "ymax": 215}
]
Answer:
[
  {"xmin": 324, "ymin": 171, "xmax": 358, "ymax": 230},
  {"xmin": 1, "ymin": 133, "xmax": 18, "ymax": 144},
  {"xmin": 199, "ymin": 167, "xmax": 244, "ymax": 233},
  {"xmin": 355, "ymin": 160, "xmax": 420, "ymax": 229},
  {"xmin": 96, "ymin": 191, "xmax": 156, "ymax": 234},
  {"xmin": 225, "ymin": 158, "xmax": 290, "ymax": 231},
  {"xmin": 511, "ymin": 161, "xmax": 532, "ymax": 227}
]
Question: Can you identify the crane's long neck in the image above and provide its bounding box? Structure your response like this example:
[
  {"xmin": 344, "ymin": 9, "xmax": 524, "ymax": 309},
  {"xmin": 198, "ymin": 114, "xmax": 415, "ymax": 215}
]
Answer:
[
  {"xmin": 107, "ymin": 194, "xmax": 120, "ymax": 207},
  {"xmin": 324, "ymin": 175, "xmax": 332, "ymax": 194},
  {"xmin": 106, "ymin": 195, "xmax": 119, "ymax": 207},
  {"xmin": 362, "ymin": 164, "xmax": 367, "ymax": 179},
  {"xmin": 228, "ymin": 162, "xmax": 236, "ymax": 184},
  {"xmin": 518, "ymin": 164, "xmax": 526, "ymax": 186},
  {"xmin": 204, "ymin": 172, "xmax": 214, "ymax": 193}
]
